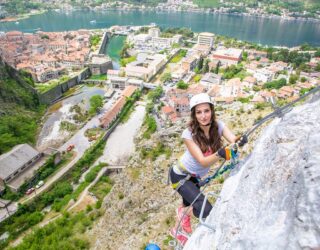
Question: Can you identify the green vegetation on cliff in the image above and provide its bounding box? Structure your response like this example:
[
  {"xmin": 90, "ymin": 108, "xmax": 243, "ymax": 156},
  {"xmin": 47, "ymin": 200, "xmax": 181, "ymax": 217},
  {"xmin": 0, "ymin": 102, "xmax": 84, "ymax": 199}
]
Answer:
[
  {"xmin": 8, "ymin": 212, "xmax": 92, "ymax": 250},
  {"xmin": 0, "ymin": 60, "xmax": 44, "ymax": 154},
  {"xmin": 194, "ymin": 0, "xmax": 220, "ymax": 8},
  {"xmin": 194, "ymin": 0, "xmax": 320, "ymax": 12},
  {"xmin": 1, "ymin": 0, "xmax": 319, "ymax": 19},
  {"xmin": 0, "ymin": 0, "xmax": 42, "ymax": 16}
]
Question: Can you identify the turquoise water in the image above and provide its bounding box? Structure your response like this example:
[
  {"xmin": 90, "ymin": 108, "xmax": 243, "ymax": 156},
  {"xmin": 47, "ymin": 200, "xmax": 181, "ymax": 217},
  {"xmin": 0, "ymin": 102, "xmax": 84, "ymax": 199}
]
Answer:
[
  {"xmin": 0, "ymin": 10, "xmax": 319, "ymax": 47},
  {"xmin": 105, "ymin": 35, "xmax": 126, "ymax": 68}
]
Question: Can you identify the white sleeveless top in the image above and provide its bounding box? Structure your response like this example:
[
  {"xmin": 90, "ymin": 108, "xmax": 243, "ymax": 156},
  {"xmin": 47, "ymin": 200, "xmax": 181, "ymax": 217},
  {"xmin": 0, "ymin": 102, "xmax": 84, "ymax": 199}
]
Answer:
[{"xmin": 176, "ymin": 120, "xmax": 225, "ymax": 177}]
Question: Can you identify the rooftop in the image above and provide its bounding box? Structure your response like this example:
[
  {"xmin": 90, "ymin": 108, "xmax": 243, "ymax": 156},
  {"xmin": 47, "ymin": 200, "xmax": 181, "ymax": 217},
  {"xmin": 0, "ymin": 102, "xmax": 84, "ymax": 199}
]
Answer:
[
  {"xmin": 198, "ymin": 32, "xmax": 215, "ymax": 37},
  {"xmin": 0, "ymin": 144, "xmax": 40, "ymax": 180}
]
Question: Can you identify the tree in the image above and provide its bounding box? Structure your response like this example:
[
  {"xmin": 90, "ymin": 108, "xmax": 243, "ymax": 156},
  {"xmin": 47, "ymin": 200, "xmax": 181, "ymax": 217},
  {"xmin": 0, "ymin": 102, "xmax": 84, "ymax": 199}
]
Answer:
[
  {"xmin": 89, "ymin": 35, "xmax": 101, "ymax": 47},
  {"xmin": 160, "ymin": 72, "xmax": 172, "ymax": 83},
  {"xmin": 179, "ymin": 49, "xmax": 187, "ymax": 57},
  {"xmin": 242, "ymin": 51, "xmax": 248, "ymax": 61},
  {"xmin": 223, "ymin": 64, "xmax": 243, "ymax": 79},
  {"xmin": 120, "ymin": 42, "xmax": 131, "ymax": 58},
  {"xmin": 266, "ymin": 47, "xmax": 274, "ymax": 60},
  {"xmin": 300, "ymin": 77, "xmax": 307, "ymax": 82},
  {"xmin": 289, "ymin": 74, "xmax": 299, "ymax": 85},
  {"xmin": 177, "ymin": 80, "xmax": 188, "ymax": 89},
  {"xmin": 263, "ymin": 78, "xmax": 287, "ymax": 90},
  {"xmin": 197, "ymin": 57, "xmax": 204, "ymax": 70},
  {"xmin": 300, "ymin": 43, "xmax": 314, "ymax": 51},
  {"xmin": 202, "ymin": 59, "xmax": 209, "ymax": 73},
  {"xmin": 89, "ymin": 95, "xmax": 103, "ymax": 115},
  {"xmin": 147, "ymin": 86, "xmax": 163, "ymax": 102},
  {"xmin": 0, "ymin": 115, "xmax": 37, "ymax": 154},
  {"xmin": 214, "ymin": 61, "xmax": 221, "ymax": 74}
]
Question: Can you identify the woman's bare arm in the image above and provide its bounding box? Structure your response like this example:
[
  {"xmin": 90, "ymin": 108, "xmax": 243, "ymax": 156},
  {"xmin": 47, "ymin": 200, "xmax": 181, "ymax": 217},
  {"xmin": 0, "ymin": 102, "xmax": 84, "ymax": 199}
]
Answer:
[
  {"xmin": 184, "ymin": 139, "xmax": 220, "ymax": 168},
  {"xmin": 222, "ymin": 125, "xmax": 237, "ymax": 143}
]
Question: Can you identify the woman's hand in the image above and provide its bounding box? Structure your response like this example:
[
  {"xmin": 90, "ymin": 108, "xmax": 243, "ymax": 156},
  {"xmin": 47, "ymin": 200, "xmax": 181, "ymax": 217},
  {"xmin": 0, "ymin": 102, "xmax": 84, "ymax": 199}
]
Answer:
[
  {"xmin": 237, "ymin": 135, "xmax": 248, "ymax": 147},
  {"xmin": 217, "ymin": 144, "xmax": 238, "ymax": 160}
]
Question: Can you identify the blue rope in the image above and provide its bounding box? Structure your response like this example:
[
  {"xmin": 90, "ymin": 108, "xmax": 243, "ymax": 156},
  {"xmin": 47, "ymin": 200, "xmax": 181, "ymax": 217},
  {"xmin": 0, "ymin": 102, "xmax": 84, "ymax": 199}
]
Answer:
[{"xmin": 199, "ymin": 156, "xmax": 239, "ymax": 187}]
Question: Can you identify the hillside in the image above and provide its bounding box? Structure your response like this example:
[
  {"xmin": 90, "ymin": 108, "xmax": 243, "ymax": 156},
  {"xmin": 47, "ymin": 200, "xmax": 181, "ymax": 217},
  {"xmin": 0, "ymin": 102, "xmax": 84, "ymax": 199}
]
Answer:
[
  {"xmin": 1, "ymin": 0, "xmax": 319, "ymax": 17},
  {"xmin": 0, "ymin": 59, "xmax": 43, "ymax": 154},
  {"xmin": 194, "ymin": 0, "xmax": 320, "ymax": 12}
]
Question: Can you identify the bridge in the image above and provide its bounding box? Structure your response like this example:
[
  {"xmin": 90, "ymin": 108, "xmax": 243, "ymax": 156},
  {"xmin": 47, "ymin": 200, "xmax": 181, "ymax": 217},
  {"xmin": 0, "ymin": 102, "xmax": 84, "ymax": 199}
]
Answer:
[
  {"xmin": 142, "ymin": 82, "xmax": 157, "ymax": 89},
  {"xmin": 82, "ymin": 79, "xmax": 107, "ymax": 84},
  {"xmin": 112, "ymin": 31, "xmax": 129, "ymax": 36},
  {"xmin": 82, "ymin": 78, "xmax": 157, "ymax": 90}
]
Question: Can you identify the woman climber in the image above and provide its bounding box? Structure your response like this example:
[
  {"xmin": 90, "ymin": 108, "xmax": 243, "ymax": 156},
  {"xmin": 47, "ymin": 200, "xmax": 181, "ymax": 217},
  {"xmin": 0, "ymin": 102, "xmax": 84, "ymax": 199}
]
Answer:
[{"xmin": 169, "ymin": 93, "xmax": 247, "ymax": 245}]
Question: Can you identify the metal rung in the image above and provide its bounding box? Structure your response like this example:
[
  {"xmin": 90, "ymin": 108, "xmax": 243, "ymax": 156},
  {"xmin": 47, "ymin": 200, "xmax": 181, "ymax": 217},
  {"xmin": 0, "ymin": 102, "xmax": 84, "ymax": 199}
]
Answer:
[{"xmin": 199, "ymin": 191, "xmax": 219, "ymax": 231}]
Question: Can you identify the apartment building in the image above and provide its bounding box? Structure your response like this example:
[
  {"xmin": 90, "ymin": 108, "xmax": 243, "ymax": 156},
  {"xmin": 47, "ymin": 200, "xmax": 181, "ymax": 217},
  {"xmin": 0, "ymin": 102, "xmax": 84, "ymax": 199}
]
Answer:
[
  {"xmin": 125, "ymin": 54, "xmax": 166, "ymax": 81},
  {"xmin": 200, "ymin": 73, "xmax": 222, "ymax": 90},
  {"xmin": 197, "ymin": 32, "xmax": 215, "ymax": 48},
  {"xmin": 211, "ymin": 48, "xmax": 243, "ymax": 66}
]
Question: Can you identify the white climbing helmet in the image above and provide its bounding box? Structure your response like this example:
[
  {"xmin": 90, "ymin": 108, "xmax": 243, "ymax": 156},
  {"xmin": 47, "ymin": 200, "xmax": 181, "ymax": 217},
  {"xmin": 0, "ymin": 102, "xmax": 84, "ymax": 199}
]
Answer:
[{"xmin": 189, "ymin": 93, "xmax": 214, "ymax": 110}]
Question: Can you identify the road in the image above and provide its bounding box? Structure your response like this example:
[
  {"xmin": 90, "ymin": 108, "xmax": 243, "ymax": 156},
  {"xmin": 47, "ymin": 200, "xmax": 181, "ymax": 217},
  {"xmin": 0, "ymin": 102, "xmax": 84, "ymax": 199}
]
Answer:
[
  {"xmin": 20, "ymin": 90, "xmax": 122, "ymax": 204},
  {"xmin": 20, "ymin": 155, "xmax": 81, "ymax": 204}
]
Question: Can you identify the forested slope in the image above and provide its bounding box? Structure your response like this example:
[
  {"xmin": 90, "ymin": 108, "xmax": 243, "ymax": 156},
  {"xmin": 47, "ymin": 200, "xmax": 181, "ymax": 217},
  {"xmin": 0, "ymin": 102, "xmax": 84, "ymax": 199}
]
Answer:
[{"xmin": 0, "ymin": 59, "xmax": 44, "ymax": 154}]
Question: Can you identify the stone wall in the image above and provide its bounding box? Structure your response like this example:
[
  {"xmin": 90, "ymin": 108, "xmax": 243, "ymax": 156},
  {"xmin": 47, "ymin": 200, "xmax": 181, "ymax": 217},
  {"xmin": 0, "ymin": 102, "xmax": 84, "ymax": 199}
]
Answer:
[
  {"xmin": 38, "ymin": 68, "xmax": 91, "ymax": 104},
  {"xmin": 98, "ymin": 32, "xmax": 111, "ymax": 54}
]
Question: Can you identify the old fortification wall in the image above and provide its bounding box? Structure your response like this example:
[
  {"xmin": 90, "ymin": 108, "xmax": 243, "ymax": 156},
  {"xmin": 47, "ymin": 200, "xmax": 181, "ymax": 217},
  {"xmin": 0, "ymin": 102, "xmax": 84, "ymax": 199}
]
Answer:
[{"xmin": 38, "ymin": 68, "xmax": 91, "ymax": 105}]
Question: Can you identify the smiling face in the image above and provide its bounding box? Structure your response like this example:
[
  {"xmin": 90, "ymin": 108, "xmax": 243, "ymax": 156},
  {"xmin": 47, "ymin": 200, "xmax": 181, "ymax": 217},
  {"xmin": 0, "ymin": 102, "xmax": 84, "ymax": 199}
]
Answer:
[{"xmin": 195, "ymin": 103, "xmax": 212, "ymax": 127}]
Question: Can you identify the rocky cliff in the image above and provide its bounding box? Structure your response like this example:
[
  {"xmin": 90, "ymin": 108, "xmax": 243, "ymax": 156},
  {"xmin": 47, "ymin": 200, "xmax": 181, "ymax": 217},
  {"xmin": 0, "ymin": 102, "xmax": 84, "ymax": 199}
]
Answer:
[{"xmin": 185, "ymin": 93, "xmax": 320, "ymax": 250}]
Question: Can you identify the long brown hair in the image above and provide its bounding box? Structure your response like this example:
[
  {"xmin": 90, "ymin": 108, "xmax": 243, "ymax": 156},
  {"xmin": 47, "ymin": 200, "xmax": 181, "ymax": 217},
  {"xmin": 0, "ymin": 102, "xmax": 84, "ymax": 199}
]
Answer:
[{"xmin": 189, "ymin": 103, "xmax": 222, "ymax": 153}]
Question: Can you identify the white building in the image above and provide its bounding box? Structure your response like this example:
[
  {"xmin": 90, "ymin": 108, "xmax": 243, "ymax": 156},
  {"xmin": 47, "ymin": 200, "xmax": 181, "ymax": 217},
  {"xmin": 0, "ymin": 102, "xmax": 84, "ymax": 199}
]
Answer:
[
  {"xmin": 148, "ymin": 27, "xmax": 160, "ymax": 38},
  {"xmin": 219, "ymin": 78, "xmax": 242, "ymax": 97},
  {"xmin": 125, "ymin": 65, "xmax": 153, "ymax": 81},
  {"xmin": 253, "ymin": 68, "xmax": 275, "ymax": 84},
  {"xmin": 200, "ymin": 73, "xmax": 222, "ymax": 89},
  {"xmin": 131, "ymin": 34, "xmax": 151, "ymax": 44},
  {"xmin": 172, "ymin": 68, "xmax": 187, "ymax": 81},
  {"xmin": 109, "ymin": 76, "xmax": 128, "ymax": 90},
  {"xmin": 151, "ymin": 37, "xmax": 172, "ymax": 49},
  {"xmin": 172, "ymin": 34, "xmax": 183, "ymax": 44},
  {"xmin": 197, "ymin": 32, "xmax": 215, "ymax": 48},
  {"xmin": 125, "ymin": 53, "xmax": 166, "ymax": 81}
]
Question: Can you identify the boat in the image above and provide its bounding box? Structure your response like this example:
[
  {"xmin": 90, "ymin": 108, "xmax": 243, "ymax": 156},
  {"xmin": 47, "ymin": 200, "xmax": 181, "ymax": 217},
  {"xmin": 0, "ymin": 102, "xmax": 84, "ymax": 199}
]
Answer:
[
  {"xmin": 15, "ymin": 21, "xmax": 19, "ymax": 25},
  {"xmin": 90, "ymin": 20, "xmax": 97, "ymax": 24}
]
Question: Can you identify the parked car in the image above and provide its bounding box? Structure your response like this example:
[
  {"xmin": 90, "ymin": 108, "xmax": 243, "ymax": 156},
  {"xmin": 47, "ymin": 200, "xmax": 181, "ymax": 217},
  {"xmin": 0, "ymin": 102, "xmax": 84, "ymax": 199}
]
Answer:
[
  {"xmin": 66, "ymin": 144, "xmax": 75, "ymax": 152},
  {"xmin": 35, "ymin": 180, "xmax": 44, "ymax": 189},
  {"xmin": 25, "ymin": 187, "xmax": 35, "ymax": 195}
]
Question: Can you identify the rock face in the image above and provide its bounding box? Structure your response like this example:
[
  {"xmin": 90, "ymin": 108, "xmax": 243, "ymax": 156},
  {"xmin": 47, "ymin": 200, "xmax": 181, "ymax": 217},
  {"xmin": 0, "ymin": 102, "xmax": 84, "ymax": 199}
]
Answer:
[{"xmin": 185, "ymin": 94, "xmax": 320, "ymax": 250}]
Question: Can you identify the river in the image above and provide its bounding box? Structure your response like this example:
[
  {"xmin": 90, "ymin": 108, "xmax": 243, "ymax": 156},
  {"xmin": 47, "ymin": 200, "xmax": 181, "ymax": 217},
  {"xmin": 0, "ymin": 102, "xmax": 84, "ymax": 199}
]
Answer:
[{"xmin": 0, "ymin": 10, "xmax": 319, "ymax": 47}]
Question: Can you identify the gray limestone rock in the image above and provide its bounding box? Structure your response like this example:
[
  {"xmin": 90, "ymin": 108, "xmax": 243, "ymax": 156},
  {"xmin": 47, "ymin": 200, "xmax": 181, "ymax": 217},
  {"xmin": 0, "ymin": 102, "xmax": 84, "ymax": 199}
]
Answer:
[{"xmin": 185, "ymin": 94, "xmax": 320, "ymax": 250}]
